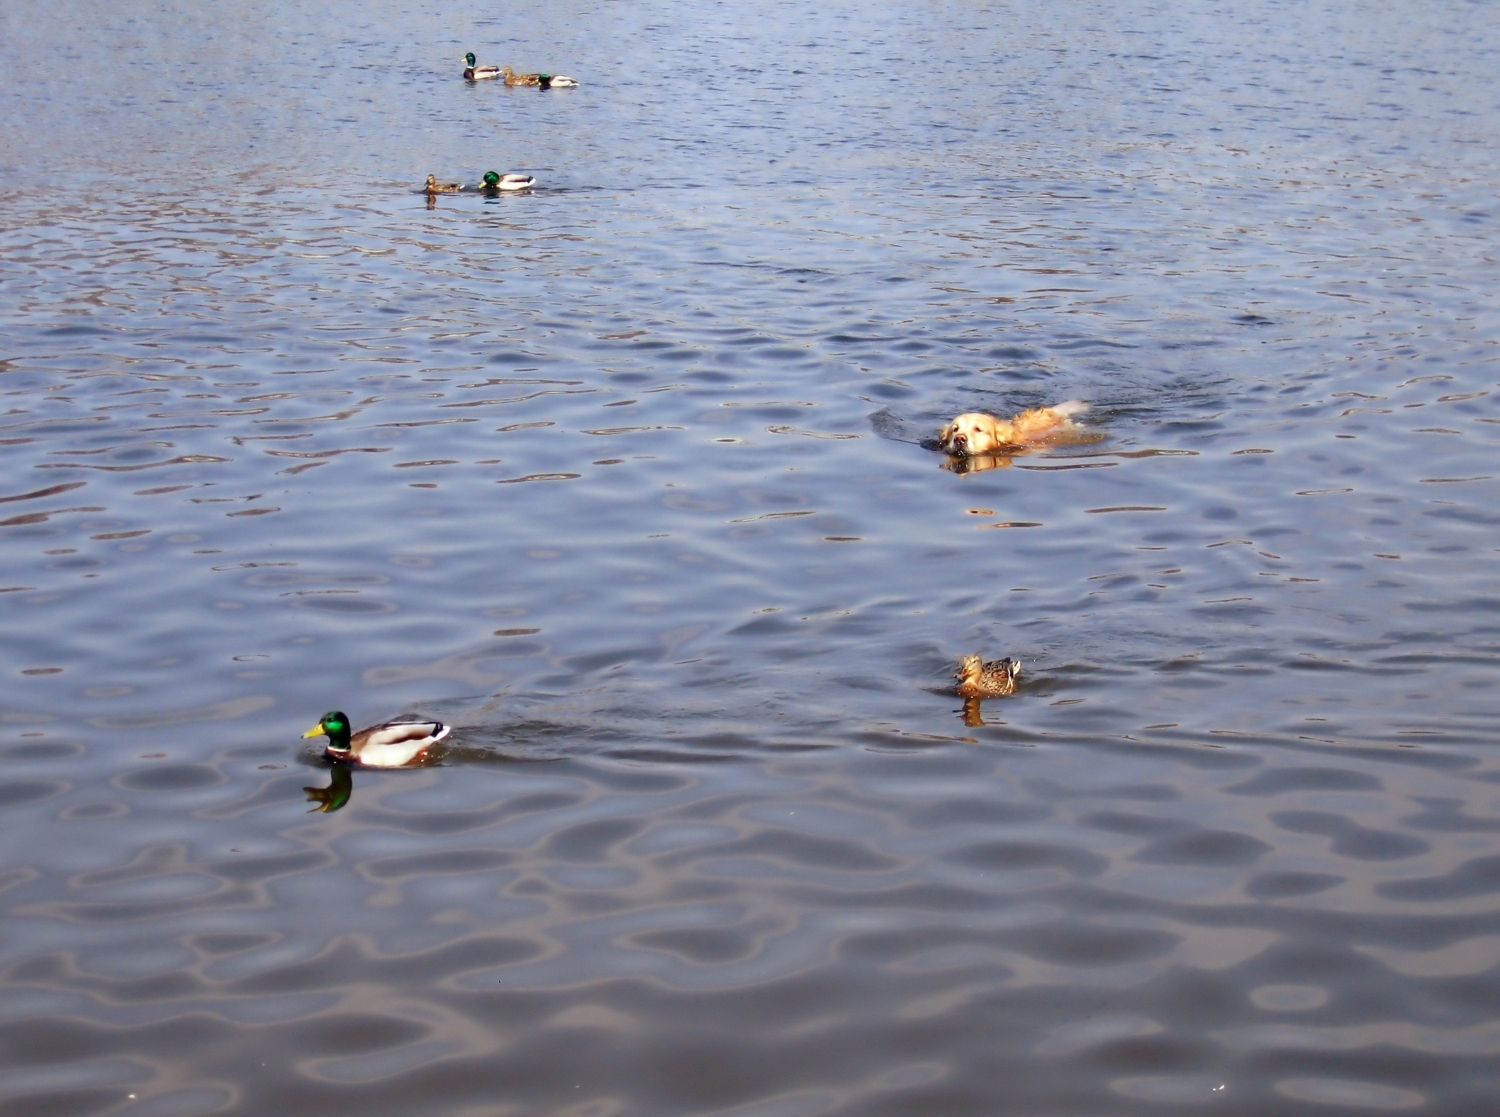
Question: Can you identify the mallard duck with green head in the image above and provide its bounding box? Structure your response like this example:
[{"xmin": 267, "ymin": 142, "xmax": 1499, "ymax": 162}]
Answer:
[
  {"xmin": 463, "ymin": 52, "xmax": 502, "ymax": 80},
  {"xmin": 536, "ymin": 73, "xmax": 579, "ymax": 89},
  {"xmin": 480, "ymin": 169, "xmax": 536, "ymax": 193},
  {"xmin": 302, "ymin": 711, "xmax": 451, "ymax": 768}
]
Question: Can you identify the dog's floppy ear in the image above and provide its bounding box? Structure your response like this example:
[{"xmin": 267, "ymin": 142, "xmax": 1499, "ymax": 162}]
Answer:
[{"xmin": 937, "ymin": 422, "xmax": 954, "ymax": 446}]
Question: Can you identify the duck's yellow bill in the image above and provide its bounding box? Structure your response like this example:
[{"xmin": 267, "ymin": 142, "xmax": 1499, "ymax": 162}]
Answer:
[{"xmin": 302, "ymin": 724, "xmax": 326, "ymax": 739}]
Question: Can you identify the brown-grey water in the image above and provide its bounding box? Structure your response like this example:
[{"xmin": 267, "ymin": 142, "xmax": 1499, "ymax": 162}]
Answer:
[{"xmin": 3, "ymin": 1, "xmax": 1500, "ymax": 1114}]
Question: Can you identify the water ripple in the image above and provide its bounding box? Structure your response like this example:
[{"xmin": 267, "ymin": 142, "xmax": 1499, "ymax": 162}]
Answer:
[{"xmin": 2, "ymin": 0, "xmax": 1499, "ymax": 1113}]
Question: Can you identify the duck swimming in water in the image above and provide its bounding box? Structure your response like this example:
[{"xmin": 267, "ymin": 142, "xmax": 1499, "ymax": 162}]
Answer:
[
  {"xmin": 500, "ymin": 65, "xmax": 542, "ymax": 86},
  {"xmin": 424, "ymin": 174, "xmax": 465, "ymax": 195},
  {"xmin": 463, "ymin": 52, "xmax": 502, "ymax": 80},
  {"xmin": 480, "ymin": 169, "xmax": 535, "ymax": 192},
  {"xmin": 955, "ymin": 655, "xmax": 1021, "ymax": 698},
  {"xmin": 301, "ymin": 711, "xmax": 451, "ymax": 768},
  {"xmin": 536, "ymin": 73, "xmax": 579, "ymax": 89}
]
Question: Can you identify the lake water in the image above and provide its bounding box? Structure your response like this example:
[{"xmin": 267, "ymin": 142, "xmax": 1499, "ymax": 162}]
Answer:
[{"xmin": 3, "ymin": 0, "xmax": 1500, "ymax": 1113}]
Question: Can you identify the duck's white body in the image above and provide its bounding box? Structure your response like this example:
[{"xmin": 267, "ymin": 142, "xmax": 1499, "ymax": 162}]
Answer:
[
  {"xmin": 463, "ymin": 53, "xmax": 502, "ymax": 80},
  {"xmin": 342, "ymin": 721, "xmax": 451, "ymax": 767},
  {"xmin": 483, "ymin": 171, "xmax": 536, "ymax": 192}
]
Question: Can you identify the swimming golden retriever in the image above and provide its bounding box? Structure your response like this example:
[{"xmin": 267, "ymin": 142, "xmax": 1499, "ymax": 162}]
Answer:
[{"xmin": 938, "ymin": 401, "xmax": 1088, "ymax": 456}]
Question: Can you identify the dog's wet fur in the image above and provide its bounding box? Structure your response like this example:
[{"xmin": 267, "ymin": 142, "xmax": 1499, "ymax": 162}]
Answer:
[{"xmin": 937, "ymin": 401, "xmax": 1089, "ymax": 457}]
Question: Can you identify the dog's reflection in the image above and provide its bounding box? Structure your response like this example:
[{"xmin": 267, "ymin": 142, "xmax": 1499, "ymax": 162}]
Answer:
[
  {"xmin": 941, "ymin": 451, "xmax": 1016, "ymax": 475},
  {"xmin": 303, "ymin": 763, "xmax": 354, "ymax": 813}
]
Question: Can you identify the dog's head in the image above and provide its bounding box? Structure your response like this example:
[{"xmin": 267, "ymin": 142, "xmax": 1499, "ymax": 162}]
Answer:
[{"xmin": 938, "ymin": 412, "xmax": 1012, "ymax": 456}]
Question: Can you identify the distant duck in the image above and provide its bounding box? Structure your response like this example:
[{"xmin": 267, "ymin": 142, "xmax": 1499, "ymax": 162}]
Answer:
[
  {"xmin": 481, "ymin": 169, "xmax": 536, "ymax": 192},
  {"xmin": 463, "ymin": 52, "xmax": 502, "ymax": 80},
  {"xmin": 500, "ymin": 66, "xmax": 542, "ymax": 87},
  {"xmin": 424, "ymin": 174, "xmax": 465, "ymax": 195},
  {"xmin": 537, "ymin": 73, "xmax": 579, "ymax": 89},
  {"xmin": 955, "ymin": 655, "xmax": 1021, "ymax": 698},
  {"xmin": 302, "ymin": 710, "xmax": 451, "ymax": 768}
]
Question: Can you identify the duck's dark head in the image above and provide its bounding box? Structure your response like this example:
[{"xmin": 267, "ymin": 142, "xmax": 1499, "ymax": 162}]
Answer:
[
  {"xmin": 464, "ymin": 52, "xmax": 478, "ymax": 68},
  {"xmin": 303, "ymin": 711, "xmax": 352, "ymax": 753},
  {"xmin": 482, "ymin": 171, "xmax": 500, "ymax": 188}
]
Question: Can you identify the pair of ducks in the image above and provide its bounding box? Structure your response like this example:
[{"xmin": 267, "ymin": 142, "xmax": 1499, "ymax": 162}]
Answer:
[
  {"xmin": 463, "ymin": 53, "xmax": 578, "ymax": 88},
  {"xmin": 425, "ymin": 170, "xmax": 535, "ymax": 195},
  {"xmin": 302, "ymin": 655, "xmax": 1020, "ymax": 771}
]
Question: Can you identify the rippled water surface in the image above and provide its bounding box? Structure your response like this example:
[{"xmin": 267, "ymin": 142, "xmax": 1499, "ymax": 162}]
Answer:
[{"xmin": 3, "ymin": 0, "xmax": 1500, "ymax": 1113}]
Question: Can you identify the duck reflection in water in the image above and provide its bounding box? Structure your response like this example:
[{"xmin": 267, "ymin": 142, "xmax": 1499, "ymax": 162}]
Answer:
[{"xmin": 304, "ymin": 763, "xmax": 354, "ymax": 813}]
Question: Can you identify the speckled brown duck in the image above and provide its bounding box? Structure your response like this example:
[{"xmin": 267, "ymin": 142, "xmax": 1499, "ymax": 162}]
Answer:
[
  {"xmin": 955, "ymin": 654, "xmax": 1021, "ymax": 698},
  {"xmin": 500, "ymin": 66, "xmax": 542, "ymax": 86}
]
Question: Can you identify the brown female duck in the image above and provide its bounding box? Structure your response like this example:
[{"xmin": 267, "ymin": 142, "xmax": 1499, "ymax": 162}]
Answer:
[{"xmin": 955, "ymin": 655, "xmax": 1021, "ymax": 698}]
